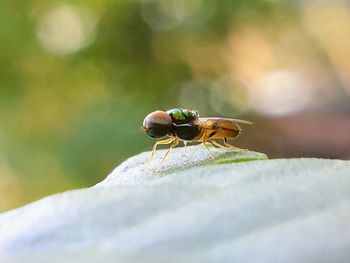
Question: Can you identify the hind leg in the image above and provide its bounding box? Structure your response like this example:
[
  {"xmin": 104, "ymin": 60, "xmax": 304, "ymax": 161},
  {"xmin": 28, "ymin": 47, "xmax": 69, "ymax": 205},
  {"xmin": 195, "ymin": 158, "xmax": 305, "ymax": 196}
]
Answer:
[
  {"xmin": 198, "ymin": 131, "xmax": 215, "ymax": 159},
  {"xmin": 202, "ymin": 141, "xmax": 214, "ymax": 159},
  {"xmin": 223, "ymin": 138, "xmax": 247, "ymax": 151},
  {"xmin": 210, "ymin": 139, "xmax": 227, "ymax": 148}
]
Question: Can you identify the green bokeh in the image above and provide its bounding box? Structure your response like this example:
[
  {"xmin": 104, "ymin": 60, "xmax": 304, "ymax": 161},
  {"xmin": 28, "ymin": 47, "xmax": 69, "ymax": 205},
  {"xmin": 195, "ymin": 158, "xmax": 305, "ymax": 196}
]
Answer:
[{"xmin": 1, "ymin": 0, "xmax": 348, "ymax": 211}]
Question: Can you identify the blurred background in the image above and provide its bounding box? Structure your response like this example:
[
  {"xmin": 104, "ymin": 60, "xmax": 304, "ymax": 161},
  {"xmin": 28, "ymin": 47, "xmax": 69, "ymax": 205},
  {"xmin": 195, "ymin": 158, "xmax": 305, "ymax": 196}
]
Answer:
[{"xmin": 1, "ymin": 0, "xmax": 350, "ymax": 212}]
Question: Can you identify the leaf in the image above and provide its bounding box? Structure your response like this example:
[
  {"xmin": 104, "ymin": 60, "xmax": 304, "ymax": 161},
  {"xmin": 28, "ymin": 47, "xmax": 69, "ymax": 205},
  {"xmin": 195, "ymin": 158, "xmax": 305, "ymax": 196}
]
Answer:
[{"xmin": 0, "ymin": 145, "xmax": 349, "ymax": 262}]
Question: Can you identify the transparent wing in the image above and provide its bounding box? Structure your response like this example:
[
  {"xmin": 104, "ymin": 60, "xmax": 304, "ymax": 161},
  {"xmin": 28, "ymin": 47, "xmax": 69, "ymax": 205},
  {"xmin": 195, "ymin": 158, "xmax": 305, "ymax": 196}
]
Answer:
[
  {"xmin": 196, "ymin": 117, "xmax": 251, "ymax": 139},
  {"xmin": 197, "ymin": 117, "xmax": 252, "ymax": 128}
]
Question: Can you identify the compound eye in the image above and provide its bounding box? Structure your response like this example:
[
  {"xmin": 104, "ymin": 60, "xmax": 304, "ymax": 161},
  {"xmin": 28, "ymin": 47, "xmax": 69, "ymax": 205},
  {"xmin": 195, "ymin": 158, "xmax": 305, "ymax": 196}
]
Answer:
[{"xmin": 142, "ymin": 111, "xmax": 172, "ymax": 138}]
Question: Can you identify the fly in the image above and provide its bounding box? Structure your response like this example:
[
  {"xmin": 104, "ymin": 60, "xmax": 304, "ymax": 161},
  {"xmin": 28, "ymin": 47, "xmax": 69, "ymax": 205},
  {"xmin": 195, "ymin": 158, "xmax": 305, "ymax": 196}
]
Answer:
[{"xmin": 142, "ymin": 108, "xmax": 252, "ymax": 172}]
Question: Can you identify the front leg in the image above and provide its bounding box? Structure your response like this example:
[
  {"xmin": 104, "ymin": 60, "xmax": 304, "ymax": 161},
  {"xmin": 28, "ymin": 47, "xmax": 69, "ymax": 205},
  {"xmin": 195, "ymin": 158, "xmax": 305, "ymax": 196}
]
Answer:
[
  {"xmin": 143, "ymin": 137, "xmax": 175, "ymax": 171},
  {"xmin": 154, "ymin": 138, "xmax": 179, "ymax": 173}
]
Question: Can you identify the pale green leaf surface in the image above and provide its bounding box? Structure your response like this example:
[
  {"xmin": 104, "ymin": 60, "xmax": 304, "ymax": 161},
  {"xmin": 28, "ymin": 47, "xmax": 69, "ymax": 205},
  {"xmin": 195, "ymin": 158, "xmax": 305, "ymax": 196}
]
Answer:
[{"xmin": 0, "ymin": 145, "xmax": 349, "ymax": 263}]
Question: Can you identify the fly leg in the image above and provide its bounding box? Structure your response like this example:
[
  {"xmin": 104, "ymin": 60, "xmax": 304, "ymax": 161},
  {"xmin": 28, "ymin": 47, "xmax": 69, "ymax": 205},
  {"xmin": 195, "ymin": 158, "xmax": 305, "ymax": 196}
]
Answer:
[
  {"xmin": 211, "ymin": 138, "xmax": 246, "ymax": 151},
  {"xmin": 183, "ymin": 141, "xmax": 188, "ymax": 157},
  {"xmin": 223, "ymin": 138, "xmax": 247, "ymax": 151},
  {"xmin": 202, "ymin": 141, "xmax": 214, "ymax": 159},
  {"xmin": 201, "ymin": 133, "xmax": 215, "ymax": 159},
  {"xmin": 198, "ymin": 131, "xmax": 215, "ymax": 159},
  {"xmin": 154, "ymin": 138, "xmax": 179, "ymax": 173},
  {"xmin": 143, "ymin": 137, "xmax": 175, "ymax": 171},
  {"xmin": 210, "ymin": 139, "xmax": 226, "ymax": 148}
]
